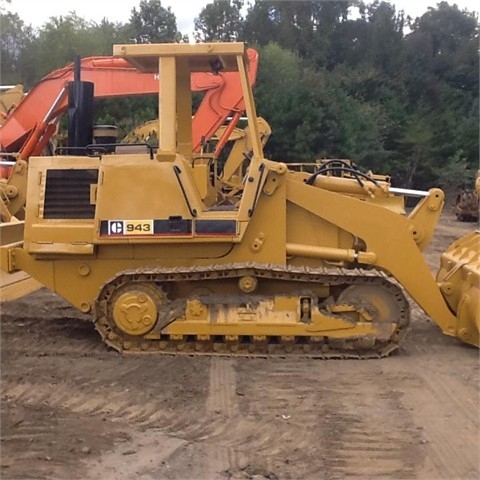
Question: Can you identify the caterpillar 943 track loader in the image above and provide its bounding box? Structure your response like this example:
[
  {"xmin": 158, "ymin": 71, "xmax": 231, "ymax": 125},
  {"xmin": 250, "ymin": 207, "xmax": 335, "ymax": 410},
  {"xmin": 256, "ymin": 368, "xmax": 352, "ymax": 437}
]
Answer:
[{"xmin": 0, "ymin": 42, "xmax": 478, "ymax": 357}]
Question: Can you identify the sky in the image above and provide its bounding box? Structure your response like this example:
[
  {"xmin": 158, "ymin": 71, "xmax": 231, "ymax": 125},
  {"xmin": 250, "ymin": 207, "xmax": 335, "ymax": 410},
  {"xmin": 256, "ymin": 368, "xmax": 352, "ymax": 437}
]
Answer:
[
  {"xmin": 6, "ymin": 0, "xmax": 479, "ymax": 36},
  {"xmin": 7, "ymin": 0, "xmax": 211, "ymax": 33}
]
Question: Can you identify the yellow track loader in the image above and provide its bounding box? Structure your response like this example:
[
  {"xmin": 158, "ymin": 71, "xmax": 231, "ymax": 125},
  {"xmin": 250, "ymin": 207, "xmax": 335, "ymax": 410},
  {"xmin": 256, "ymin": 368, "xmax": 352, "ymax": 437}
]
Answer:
[{"xmin": 1, "ymin": 42, "xmax": 478, "ymax": 357}]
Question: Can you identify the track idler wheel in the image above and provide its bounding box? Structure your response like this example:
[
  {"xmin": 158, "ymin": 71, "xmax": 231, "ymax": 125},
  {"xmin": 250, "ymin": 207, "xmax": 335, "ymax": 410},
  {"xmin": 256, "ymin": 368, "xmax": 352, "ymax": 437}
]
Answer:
[
  {"xmin": 337, "ymin": 283, "xmax": 406, "ymax": 341},
  {"xmin": 111, "ymin": 283, "xmax": 163, "ymax": 336}
]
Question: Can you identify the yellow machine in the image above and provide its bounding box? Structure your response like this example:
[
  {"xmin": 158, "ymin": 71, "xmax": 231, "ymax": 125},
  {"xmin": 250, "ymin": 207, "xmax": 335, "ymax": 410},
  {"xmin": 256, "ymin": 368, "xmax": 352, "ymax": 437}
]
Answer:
[
  {"xmin": 121, "ymin": 116, "xmax": 273, "ymax": 201},
  {"xmin": 0, "ymin": 85, "xmax": 24, "ymax": 126},
  {"xmin": 453, "ymin": 170, "xmax": 480, "ymax": 222},
  {"xmin": 1, "ymin": 42, "xmax": 478, "ymax": 357},
  {"xmin": 0, "ymin": 86, "xmax": 27, "ymax": 226}
]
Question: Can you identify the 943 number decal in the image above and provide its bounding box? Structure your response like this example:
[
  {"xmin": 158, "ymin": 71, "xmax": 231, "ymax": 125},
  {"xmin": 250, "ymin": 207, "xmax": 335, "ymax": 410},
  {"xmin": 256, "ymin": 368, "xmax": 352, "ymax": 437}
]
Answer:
[{"xmin": 107, "ymin": 220, "xmax": 154, "ymax": 236}]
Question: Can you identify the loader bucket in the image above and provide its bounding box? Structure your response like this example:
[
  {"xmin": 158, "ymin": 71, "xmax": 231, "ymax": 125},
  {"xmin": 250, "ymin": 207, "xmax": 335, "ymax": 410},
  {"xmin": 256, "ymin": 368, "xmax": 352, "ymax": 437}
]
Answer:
[{"xmin": 437, "ymin": 230, "xmax": 480, "ymax": 346}]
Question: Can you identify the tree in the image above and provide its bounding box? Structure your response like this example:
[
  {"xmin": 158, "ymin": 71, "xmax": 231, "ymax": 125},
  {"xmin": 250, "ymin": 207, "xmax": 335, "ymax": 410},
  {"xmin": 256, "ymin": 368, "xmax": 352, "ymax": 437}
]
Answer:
[
  {"xmin": 402, "ymin": 2, "xmax": 479, "ymax": 186},
  {"xmin": 253, "ymin": 43, "xmax": 386, "ymax": 166},
  {"xmin": 253, "ymin": 43, "xmax": 316, "ymax": 162},
  {"xmin": 34, "ymin": 14, "xmax": 116, "ymax": 78},
  {"xmin": 0, "ymin": 0, "xmax": 12, "ymax": 14},
  {"xmin": 244, "ymin": 1, "xmax": 351, "ymax": 65},
  {"xmin": 405, "ymin": 2, "xmax": 479, "ymax": 99},
  {"xmin": 0, "ymin": 12, "xmax": 37, "ymax": 85},
  {"xmin": 194, "ymin": 0, "xmax": 244, "ymax": 42},
  {"xmin": 87, "ymin": 19, "xmax": 131, "ymax": 56},
  {"xmin": 127, "ymin": 0, "xmax": 179, "ymax": 43},
  {"xmin": 2, "ymin": 0, "xmax": 476, "ymax": 190},
  {"xmin": 242, "ymin": 1, "xmax": 279, "ymax": 46}
]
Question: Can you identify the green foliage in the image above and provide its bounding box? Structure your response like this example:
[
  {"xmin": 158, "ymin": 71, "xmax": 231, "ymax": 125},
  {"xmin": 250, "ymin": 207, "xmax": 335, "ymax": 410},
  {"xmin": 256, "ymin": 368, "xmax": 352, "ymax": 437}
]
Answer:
[
  {"xmin": 2, "ymin": 0, "xmax": 478, "ymax": 190},
  {"xmin": 127, "ymin": 0, "xmax": 179, "ymax": 43},
  {"xmin": 0, "ymin": 12, "xmax": 37, "ymax": 85},
  {"xmin": 253, "ymin": 44, "xmax": 308, "ymax": 160},
  {"xmin": 194, "ymin": 0, "xmax": 244, "ymax": 41},
  {"xmin": 244, "ymin": 1, "xmax": 351, "ymax": 65},
  {"xmin": 95, "ymin": 96, "xmax": 157, "ymax": 140}
]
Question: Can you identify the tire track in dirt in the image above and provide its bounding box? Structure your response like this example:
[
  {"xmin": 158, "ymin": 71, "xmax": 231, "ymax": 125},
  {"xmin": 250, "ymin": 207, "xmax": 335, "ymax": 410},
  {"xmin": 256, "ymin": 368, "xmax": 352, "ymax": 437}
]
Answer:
[
  {"xmin": 227, "ymin": 360, "xmax": 425, "ymax": 479},
  {"xmin": 1, "ymin": 350, "xmax": 213, "ymax": 479},
  {"xmin": 201, "ymin": 358, "xmax": 243, "ymax": 478},
  {"xmin": 1, "ymin": 313, "xmax": 232, "ymax": 445},
  {"xmin": 85, "ymin": 429, "xmax": 188, "ymax": 480},
  {"xmin": 1, "ymin": 360, "xmax": 200, "ymax": 429},
  {"xmin": 0, "ymin": 401, "xmax": 127, "ymax": 480},
  {"xmin": 1, "ymin": 379, "xmax": 169, "ymax": 427},
  {"xmin": 412, "ymin": 375, "xmax": 479, "ymax": 479},
  {"xmin": 393, "ymin": 341, "xmax": 479, "ymax": 479},
  {"xmin": 206, "ymin": 358, "xmax": 239, "ymax": 417},
  {"xmin": 83, "ymin": 358, "xmax": 254, "ymax": 480},
  {"xmin": 319, "ymin": 391, "xmax": 420, "ymax": 479},
  {"xmin": 404, "ymin": 305, "xmax": 479, "ymax": 478},
  {"xmin": 1, "ymin": 326, "xmax": 213, "ymax": 444}
]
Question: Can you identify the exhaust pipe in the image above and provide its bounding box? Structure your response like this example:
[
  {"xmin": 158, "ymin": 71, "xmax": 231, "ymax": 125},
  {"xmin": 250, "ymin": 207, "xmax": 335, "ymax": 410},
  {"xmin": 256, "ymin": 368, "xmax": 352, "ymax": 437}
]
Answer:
[{"xmin": 67, "ymin": 56, "xmax": 94, "ymax": 153}]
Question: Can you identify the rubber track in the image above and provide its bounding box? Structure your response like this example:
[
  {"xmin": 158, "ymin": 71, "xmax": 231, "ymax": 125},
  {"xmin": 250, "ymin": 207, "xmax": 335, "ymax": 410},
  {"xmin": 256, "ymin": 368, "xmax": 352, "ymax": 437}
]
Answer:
[{"xmin": 94, "ymin": 263, "xmax": 410, "ymax": 359}]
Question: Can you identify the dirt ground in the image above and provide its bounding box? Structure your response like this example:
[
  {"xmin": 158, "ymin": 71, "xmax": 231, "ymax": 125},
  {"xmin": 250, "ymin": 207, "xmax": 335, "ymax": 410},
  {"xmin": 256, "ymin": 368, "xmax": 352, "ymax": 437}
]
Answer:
[{"xmin": 1, "ymin": 207, "xmax": 478, "ymax": 480}]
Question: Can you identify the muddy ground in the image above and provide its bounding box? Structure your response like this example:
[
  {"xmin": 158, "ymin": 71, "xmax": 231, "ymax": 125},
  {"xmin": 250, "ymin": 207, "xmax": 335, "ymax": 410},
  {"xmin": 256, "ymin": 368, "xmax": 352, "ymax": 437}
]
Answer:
[{"xmin": 1, "ymin": 207, "xmax": 478, "ymax": 480}]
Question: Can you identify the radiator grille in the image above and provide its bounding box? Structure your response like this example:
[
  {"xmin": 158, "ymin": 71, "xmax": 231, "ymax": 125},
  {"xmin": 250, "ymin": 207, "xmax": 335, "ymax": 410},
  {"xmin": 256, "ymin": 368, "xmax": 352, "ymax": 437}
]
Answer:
[{"xmin": 43, "ymin": 169, "xmax": 98, "ymax": 219}]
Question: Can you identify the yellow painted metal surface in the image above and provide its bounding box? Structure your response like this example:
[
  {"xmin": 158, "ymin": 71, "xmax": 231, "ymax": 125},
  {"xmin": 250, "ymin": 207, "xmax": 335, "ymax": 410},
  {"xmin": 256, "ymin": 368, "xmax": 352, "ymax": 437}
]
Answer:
[
  {"xmin": 0, "ymin": 41, "xmax": 478, "ymax": 353},
  {"xmin": 0, "ymin": 85, "xmax": 24, "ymax": 126},
  {"xmin": 437, "ymin": 230, "xmax": 480, "ymax": 346}
]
